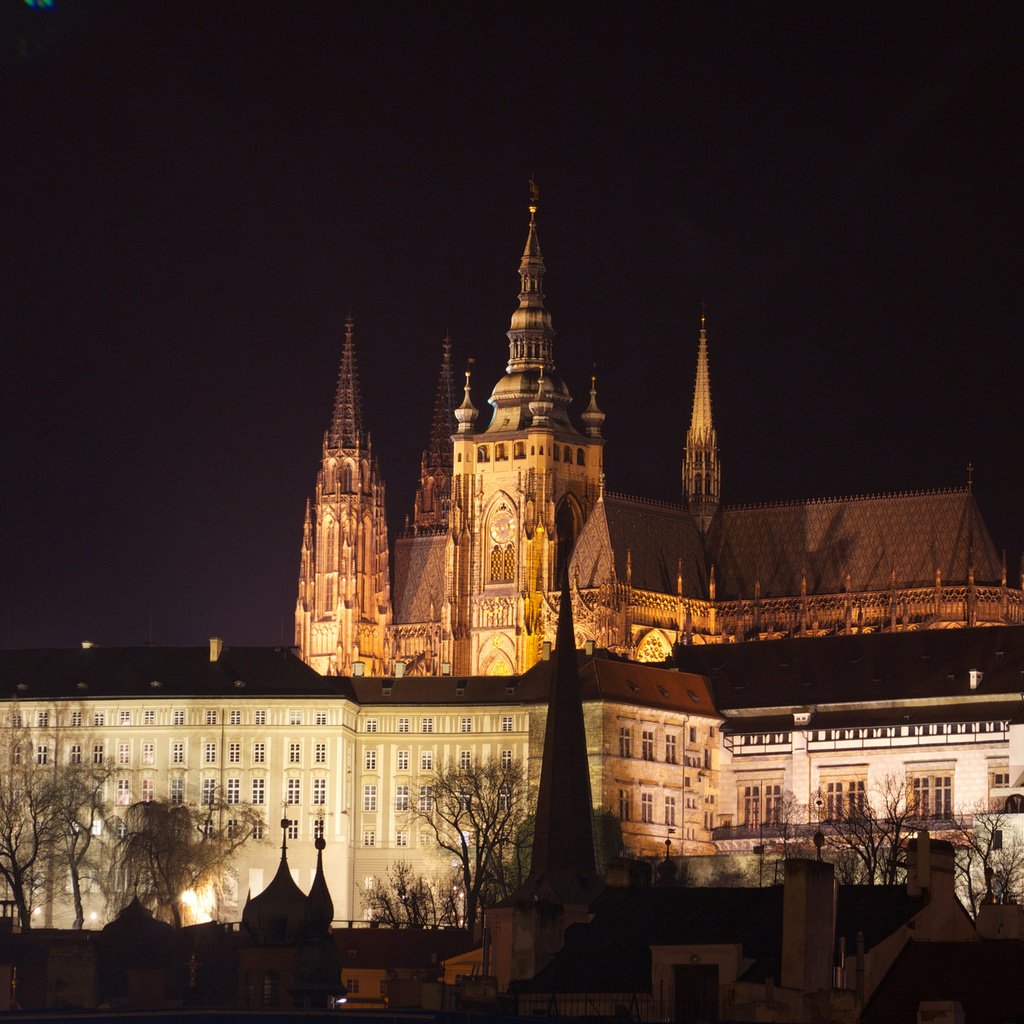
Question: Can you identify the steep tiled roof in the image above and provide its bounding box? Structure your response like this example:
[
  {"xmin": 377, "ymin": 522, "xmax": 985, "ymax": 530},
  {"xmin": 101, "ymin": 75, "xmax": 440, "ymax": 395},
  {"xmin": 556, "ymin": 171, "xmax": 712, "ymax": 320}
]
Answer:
[
  {"xmin": 392, "ymin": 531, "xmax": 448, "ymax": 623},
  {"xmin": 571, "ymin": 493, "xmax": 708, "ymax": 597},
  {"xmin": 707, "ymin": 489, "xmax": 1001, "ymax": 599},
  {"xmin": 674, "ymin": 624, "xmax": 1024, "ymax": 712},
  {"xmin": 0, "ymin": 646, "xmax": 355, "ymax": 701}
]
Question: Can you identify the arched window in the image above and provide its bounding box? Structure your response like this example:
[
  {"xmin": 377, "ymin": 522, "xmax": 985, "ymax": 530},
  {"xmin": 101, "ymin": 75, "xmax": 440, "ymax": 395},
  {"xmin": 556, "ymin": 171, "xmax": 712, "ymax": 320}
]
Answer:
[
  {"xmin": 513, "ymin": 442, "xmax": 525, "ymax": 459},
  {"xmin": 564, "ymin": 445, "xmax": 571, "ymax": 462},
  {"xmin": 342, "ymin": 463, "xmax": 353, "ymax": 492},
  {"xmin": 477, "ymin": 446, "xmax": 489, "ymax": 463},
  {"xmin": 576, "ymin": 448, "xmax": 585, "ymax": 466},
  {"xmin": 490, "ymin": 543, "xmax": 515, "ymax": 582},
  {"xmin": 495, "ymin": 443, "xmax": 507, "ymax": 461}
]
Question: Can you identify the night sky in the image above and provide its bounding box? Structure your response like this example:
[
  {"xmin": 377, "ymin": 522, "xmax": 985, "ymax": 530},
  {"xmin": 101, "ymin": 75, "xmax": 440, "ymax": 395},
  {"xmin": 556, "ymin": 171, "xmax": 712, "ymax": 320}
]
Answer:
[{"xmin": 2, "ymin": 2, "xmax": 1021, "ymax": 650}]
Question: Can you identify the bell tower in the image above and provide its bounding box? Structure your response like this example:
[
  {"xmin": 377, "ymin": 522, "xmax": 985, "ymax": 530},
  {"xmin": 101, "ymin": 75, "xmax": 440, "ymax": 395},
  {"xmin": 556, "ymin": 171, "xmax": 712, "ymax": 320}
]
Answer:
[
  {"xmin": 295, "ymin": 317, "xmax": 391, "ymax": 675},
  {"xmin": 446, "ymin": 185, "xmax": 605, "ymax": 675}
]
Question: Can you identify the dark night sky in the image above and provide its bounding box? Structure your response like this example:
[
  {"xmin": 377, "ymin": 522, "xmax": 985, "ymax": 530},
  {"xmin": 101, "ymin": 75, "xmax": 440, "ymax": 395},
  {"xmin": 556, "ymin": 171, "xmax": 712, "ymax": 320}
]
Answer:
[{"xmin": 2, "ymin": 2, "xmax": 1021, "ymax": 649}]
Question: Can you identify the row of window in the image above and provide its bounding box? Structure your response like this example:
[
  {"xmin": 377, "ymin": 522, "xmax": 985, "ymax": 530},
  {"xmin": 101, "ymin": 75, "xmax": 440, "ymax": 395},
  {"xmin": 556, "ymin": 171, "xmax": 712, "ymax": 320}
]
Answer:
[
  {"xmin": 364, "ymin": 715, "xmax": 514, "ymax": 734},
  {"xmin": 364, "ymin": 747, "xmax": 514, "ymax": 772},
  {"xmin": 103, "ymin": 774, "xmax": 331, "ymax": 809},
  {"xmin": 35, "ymin": 739, "xmax": 331, "ymax": 768},
  {"xmin": 616, "ymin": 787, "xmax": 716, "ymax": 825},
  {"xmin": 10, "ymin": 709, "xmax": 330, "ymax": 728},
  {"xmin": 617, "ymin": 726, "xmax": 713, "ymax": 766},
  {"xmin": 735, "ymin": 720, "xmax": 1010, "ymax": 749},
  {"xmin": 473, "ymin": 442, "xmax": 586, "ymax": 464}
]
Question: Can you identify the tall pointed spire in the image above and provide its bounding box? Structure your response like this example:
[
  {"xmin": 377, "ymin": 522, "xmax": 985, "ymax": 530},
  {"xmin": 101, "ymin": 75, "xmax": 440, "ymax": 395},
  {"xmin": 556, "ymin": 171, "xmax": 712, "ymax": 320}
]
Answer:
[
  {"xmin": 524, "ymin": 569, "xmax": 599, "ymax": 903},
  {"xmin": 506, "ymin": 179, "xmax": 556, "ymax": 374},
  {"xmin": 682, "ymin": 308, "xmax": 721, "ymax": 532},
  {"xmin": 330, "ymin": 315, "xmax": 363, "ymax": 449},
  {"xmin": 412, "ymin": 335, "xmax": 456, "ymax": 531}
]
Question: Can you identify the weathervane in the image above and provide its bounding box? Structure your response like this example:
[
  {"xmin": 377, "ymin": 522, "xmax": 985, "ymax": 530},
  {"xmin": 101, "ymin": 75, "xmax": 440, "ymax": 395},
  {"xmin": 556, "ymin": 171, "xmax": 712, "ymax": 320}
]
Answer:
[{"xmin": 528, "ymin": 177, "xmax": 540, "ymax": 214}]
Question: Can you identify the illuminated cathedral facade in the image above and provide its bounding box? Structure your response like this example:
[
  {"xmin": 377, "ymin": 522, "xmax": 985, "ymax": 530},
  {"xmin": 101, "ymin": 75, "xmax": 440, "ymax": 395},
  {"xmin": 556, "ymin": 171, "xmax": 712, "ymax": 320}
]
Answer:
[{"xmin": 295, "ymin": 197, "xmax": 1024, "ymax": 677}]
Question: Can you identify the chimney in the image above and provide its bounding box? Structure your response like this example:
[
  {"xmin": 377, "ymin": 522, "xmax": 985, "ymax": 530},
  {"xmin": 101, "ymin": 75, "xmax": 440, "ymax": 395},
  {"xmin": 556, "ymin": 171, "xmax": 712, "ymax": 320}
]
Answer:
[
  {"xmin": 352, "ymin": 661, "xmax": 366, "ymax": 677},
  {"xmin": 584, "ymin": 639, "xmax": 595, "ymax": 656},
  {"xmin": 394, "ymin": 662, "xmax": 406, "ymax": 678},
  {"xmin": 906, "ymin": 832, "xmax": 955, "ymax": 900},
  {"xmin": 781, "ymin": 858, "xmax": 837, "ymax": 993},
  {"xmin": 541, "ymin": 641, "xmax": 552, "ymax": 661},
  {"xmin": 969, "ymin": 669, "xmax": 982, "ymax": 691},
  {"xmin": 209, "ymin": 636, "xmax": 223, "ymax": 662}
]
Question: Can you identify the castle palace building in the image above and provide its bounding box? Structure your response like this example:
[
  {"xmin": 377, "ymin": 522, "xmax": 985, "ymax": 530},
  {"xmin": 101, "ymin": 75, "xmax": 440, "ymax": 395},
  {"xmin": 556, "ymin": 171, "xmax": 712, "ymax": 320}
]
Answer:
[{"xmin": 296, "ymin": 197, "xmax": 1023, "ymax": 678}]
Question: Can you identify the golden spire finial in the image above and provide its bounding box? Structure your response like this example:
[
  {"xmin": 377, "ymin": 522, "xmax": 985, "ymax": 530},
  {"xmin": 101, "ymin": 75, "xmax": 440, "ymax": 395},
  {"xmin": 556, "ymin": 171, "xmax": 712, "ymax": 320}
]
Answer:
[
  {"xmin": 967, "ymin": 461, "xmax": 974, "ymax": 493},
  {"xmin": 528, "ymin": 177, "xmax": 540, "ymax": 215}
]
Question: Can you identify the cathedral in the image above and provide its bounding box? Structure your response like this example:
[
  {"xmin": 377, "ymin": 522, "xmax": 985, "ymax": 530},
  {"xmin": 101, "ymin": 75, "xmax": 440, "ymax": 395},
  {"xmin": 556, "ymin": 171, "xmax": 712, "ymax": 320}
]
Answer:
[{"xmin": 295, "ymin": 194, "xmax": 1024, "ymax": 677}]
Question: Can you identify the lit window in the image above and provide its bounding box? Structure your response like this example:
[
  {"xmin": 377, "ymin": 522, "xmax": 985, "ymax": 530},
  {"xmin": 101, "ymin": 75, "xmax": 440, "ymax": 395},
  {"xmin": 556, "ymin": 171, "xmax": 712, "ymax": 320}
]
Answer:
[
  {"xmin": 665, "ymin": 795, "xmax": 676, "ymax": 826},
  {"xmin": 619, "ymin": 726, "xmax": 632, "ymax": 758},
  {"xmin": 117, "ymin": 742, "xmax": 130, "ymax": 765},
  {"xmin": 618, "ymin": 788, "xmax": 631, "ymax": 821},
  {"xmin": 642, "ymin": 731, "xmax": 655, "ymax": 761},
  {"xmin": 141, "ymin": 778, "xmax": 154, "ymax": 803},
  {"xmin": 641, "ymin": 792, "xmax": 654, "ymax": 823},
  {"xmin": 290, "ymin": 710, "xmax": 302, "ymax": 726},
  {"xmin": 120, "ymin": 710, "xmax": 132, "ymax": 726},
  {"xmin": 117, "ymin": 779, "xmax": 131, "ymax": 806},
  {"xmin": 142, "ymin": 742, "xmax": 155, "ymax": 765},
  {"xmin": 666, "ymin": 735, "xmax": 678, "ymax": 764}
]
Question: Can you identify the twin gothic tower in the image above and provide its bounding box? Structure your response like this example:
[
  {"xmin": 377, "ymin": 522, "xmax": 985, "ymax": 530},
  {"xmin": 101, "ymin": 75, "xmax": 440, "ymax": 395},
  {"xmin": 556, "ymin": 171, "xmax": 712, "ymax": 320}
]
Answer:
[{"xmin": 296, "ymin": 195, "xmax": 1018, "ymax": 677}]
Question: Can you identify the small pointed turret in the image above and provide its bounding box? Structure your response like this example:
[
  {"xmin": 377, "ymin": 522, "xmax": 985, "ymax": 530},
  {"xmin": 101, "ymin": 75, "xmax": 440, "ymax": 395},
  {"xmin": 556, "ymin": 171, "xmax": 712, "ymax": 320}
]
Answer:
[
  {"xmin": 454, "ymin": 364, "xmax": 479, "ymax": 434},
  {"xmin": 330, "ymin": 316, "xmax": 364, "ymax": 449},
  {"xmin": 580, "ymin": 373, "xmax": 605, "ymax": 438},
  {"xmin": 506, "ymin": 180, "xmax": 556, "ymax": 374},
  {"xmin": 682, "ymin": 310, "xmax": 721, "ymax": 532}
]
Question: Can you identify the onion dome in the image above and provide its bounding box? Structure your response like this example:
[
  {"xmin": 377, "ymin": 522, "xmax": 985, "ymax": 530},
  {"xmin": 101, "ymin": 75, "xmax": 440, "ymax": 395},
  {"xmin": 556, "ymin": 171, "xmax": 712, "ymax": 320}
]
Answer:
[
  {"xmin": 303, "ymin": 834, "xmax": 335, "ymax": 937},
  {"xmin": 454, "ymin": 367, "xmax": 478, "ymax": 434},
  {"xmin": 242, "ymin": 818, "xmax": 308, "ymax": 944},
  {"xmin": 580, "ymin": 374, "xmax": 605, "ymax": 438}
]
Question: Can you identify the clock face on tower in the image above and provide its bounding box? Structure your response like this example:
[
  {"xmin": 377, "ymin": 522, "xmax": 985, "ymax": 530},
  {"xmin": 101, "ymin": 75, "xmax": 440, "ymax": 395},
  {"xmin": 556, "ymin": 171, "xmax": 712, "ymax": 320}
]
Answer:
[{"xmin": 489, "ymin": 510, "xmax": 515, "ymax": 545}]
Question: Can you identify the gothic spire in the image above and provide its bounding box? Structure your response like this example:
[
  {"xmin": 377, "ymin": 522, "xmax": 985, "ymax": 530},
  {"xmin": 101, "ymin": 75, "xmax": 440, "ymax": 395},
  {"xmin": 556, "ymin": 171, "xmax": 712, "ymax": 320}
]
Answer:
[
  {"xmin": 330, "ymin": 315, "xmax": 364, "ymax": 449},
  {"xmin": 682, "ymin": 309, "xmax": 721, "ymax": 532},
  {"xmin": 506, "ymin": 180, "xmax": 556, "ymax": 374},
  {"xmin": 426, "ymin": 335, "xmax": 455, "ymax": 474}
]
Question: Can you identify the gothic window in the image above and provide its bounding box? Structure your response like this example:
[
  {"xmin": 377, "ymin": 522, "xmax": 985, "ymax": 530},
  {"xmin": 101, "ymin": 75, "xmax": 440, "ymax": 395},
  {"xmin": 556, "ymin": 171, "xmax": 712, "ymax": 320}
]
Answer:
[
  {"xmin": 495, "ymin": 443, "xmax": 507, "ymax": 461},
  {"xmin": 576, "ymin": 447, "xmax": 585, "ymax": 465},
  {"xmin": 488, "ymin": 507, "xmax": 516, "ymax": 583},
  {"xmin": 342, "ymin": 463, "xmax": 353, "ymax": 492},
  {"xmin": 477, "ymin": 445, "xmax": 489, "ymax": 463},
  {"xmin": 563, "ymin": 445, "xmax": 571, "ymax": 462}
]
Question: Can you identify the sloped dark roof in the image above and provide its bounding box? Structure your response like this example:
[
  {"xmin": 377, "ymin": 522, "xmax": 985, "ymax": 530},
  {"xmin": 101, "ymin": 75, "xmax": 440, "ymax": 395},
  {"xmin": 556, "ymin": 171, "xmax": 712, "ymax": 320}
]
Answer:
[
  {"xmin": 675, "ymin": 625, "xmax": 1024, "ymax": 712},
  {"xmin": 571, "ymin": 493, "xmax": 708, "ymax": 597},
  {"xmin": 518, "ymin": 883, "xmax": 927, "ymax": 995},
  {"xmin": 862, "ymin": 939, "xmax": 1024, "ymax": 1024},
  {"xmin": 707, "ymin": 489, "xmax": 1002, "ymax": 599},
  {"xmin": 332, "ymin": 926, "xmax": 476, "ymax": 971},
  {"xmin": 0, "ymin": 645, "xmax": 355, "ymax": 701},
  {"xmin": 392, "ymin": 531, "xmax": 448, "ymax": 623}
]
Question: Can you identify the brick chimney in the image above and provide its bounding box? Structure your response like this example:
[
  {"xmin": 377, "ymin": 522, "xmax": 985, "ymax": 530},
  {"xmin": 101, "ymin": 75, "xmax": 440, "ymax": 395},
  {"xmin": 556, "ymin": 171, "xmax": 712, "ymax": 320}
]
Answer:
[{"xmin": 781, "ymin": 858, "xmax": 837, "ymax": 993}]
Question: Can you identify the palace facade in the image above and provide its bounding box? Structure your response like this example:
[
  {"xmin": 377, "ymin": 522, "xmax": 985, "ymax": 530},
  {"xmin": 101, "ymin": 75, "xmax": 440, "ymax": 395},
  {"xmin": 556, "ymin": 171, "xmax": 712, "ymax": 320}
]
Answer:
[{"xmin": 294, "ymin": 196, "xmax": 1023, "ymax": 679}]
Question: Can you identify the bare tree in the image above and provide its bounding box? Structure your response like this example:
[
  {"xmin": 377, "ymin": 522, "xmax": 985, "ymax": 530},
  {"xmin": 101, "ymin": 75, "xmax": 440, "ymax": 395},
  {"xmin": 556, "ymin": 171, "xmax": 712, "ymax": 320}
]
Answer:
[
  {"xmin": 51, "ymin": 759, "xmax": 114, "ymax": 929},
  {"xmin": 409, "ymin": 757, "xmax": 529, "ymax": 934},
  {"xmin": 951, "ymin": 804, "xmax": 1024, "ymax": 917},
  {"xmin": 360, "ymin": 861, "xmax": 461, "ymax": 928},
  {"xmin": 107, "ymin": 798, "xmax": 263, "ymax": 928},
  {"xmin": 0, "ymin": 714, "xmax": 60, "ymax": 927},
  {"xmin": 822, "ymin": 773, "xmax": 917, "ymax": 885}
]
